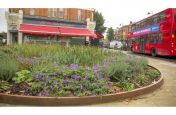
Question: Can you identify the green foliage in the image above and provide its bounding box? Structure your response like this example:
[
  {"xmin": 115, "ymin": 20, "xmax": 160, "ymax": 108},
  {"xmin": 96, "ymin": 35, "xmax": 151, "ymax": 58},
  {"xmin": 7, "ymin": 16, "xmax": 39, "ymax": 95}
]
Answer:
[
  {"xmin": 135, "ymin": 74, "xmax": 149, "ymax": 86},
  {"xmin": 0, "ymin": 32, "xmax": 7, "ymax": 39},
  {"xmin": 94, "ymin": 11, "xmax": 106, "ymax": 34},
  {"xmin": 146, "ymin": 68, "xmax": 160, "ymax": 79},
  {"xmin": 106, "ymin": 27, "xmax": 115, "ymax": 41},
  {"xmin": 0, "ymin": 58, "xmax": 18, "ymax": 81},
  {"xmin": 0, "ymin": 80, "xmax": 10, "ymax": 93},
  {"xmin": 28, "ymin": 82, "xmax": 43, "ymax": 95},
  {"xmin": 117, "ymin": 82, "xmax": 135, "ymax": 91},
  {"xmin": 58, "ymin": 90, "xmax": 71, "ymax": 97},
  {"xmin": 109, "ymin": 62, "xmax": 131, "ymax": 82},
  {"xmin": 108, "ymin": 86, "xmax": 117, "ymax": 93},
  {"xmin": 12, "ymin": 70, "xmax": 34, "ymax": 84}
]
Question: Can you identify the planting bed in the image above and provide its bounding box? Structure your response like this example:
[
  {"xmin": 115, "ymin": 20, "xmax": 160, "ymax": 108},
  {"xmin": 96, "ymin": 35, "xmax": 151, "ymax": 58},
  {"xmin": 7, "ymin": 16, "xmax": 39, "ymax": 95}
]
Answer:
[{"xmin": 0, "ymin": 44, "xmax": 163, "ymax": 106}]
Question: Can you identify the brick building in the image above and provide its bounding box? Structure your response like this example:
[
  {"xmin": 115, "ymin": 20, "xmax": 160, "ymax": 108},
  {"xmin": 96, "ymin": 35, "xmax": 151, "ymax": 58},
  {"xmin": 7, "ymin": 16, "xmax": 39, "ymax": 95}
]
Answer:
[{"xmin": 6, "ymin": 8, "xmax": 96, "ymax": 45}]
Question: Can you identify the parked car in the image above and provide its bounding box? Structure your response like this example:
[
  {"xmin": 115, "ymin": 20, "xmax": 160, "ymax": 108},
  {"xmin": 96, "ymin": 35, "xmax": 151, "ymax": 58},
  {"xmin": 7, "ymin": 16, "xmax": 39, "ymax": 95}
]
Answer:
[
  {"xmin": 103, "ymin": 42, "xmax": 110, "ymax": 48},
  {"xmin": 109, "ymin": 41, "xmax": 123, "ymax": 49}
]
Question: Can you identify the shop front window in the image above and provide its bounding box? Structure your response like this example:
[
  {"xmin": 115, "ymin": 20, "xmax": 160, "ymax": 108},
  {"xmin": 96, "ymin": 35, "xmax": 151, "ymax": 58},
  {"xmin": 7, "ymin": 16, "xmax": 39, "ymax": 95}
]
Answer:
[
  {"xmin": 77, "ymin": 9, "xmax": 81, "ymax": 21},
  {"xmin": 53, "ymin": 8, "xmax": 57, "ymax": 17},
  {"xmin": 29, "ymin": 8, "xmax": 35, "ymax": 15},
  {"xmin": 48, "ymin": 8, "xmax": 50, "ymax": 17},
  {"xmin": 59, "ymin": 8, "xmax": 63, "ymax": 18}
]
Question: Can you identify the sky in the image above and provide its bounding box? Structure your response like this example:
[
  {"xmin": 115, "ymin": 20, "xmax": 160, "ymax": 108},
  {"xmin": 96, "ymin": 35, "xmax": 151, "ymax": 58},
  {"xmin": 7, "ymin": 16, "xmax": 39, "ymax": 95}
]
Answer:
[
  {"xmin": 0, "ymin": 8, "xmax": 7, "ymax": 32},
  {"xmin": 0, "ymin": 0, "xmax": 176, "ymax": 32}
]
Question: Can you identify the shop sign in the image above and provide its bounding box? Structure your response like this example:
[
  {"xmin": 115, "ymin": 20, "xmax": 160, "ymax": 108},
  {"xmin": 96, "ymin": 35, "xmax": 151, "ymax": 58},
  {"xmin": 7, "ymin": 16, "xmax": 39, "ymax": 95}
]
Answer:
[
  {"xmin": 6, "ymin": 13, "xmax": 19, "ymax": 30},
  {"xmin": 133, "ymin": 24, "xmax": 160, "ymax": 36},
  {"xmin": 23, "ymin": 18, "xmax": 87, "ymax": 28}
]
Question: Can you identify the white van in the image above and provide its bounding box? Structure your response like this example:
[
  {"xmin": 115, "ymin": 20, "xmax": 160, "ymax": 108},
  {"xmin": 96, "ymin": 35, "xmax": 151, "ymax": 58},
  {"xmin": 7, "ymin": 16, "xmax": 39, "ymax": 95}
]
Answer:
[{"xmin": 109, "ymin": 41, "xmax": 123, "ymax": 49}]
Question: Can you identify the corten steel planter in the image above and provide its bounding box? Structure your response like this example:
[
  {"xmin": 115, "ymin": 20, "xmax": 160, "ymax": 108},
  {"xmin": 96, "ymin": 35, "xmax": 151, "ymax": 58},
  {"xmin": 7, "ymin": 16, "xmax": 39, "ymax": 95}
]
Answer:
[{"xmin": 0, "ymin": 65, "xmax": 164, "ymax": 106}]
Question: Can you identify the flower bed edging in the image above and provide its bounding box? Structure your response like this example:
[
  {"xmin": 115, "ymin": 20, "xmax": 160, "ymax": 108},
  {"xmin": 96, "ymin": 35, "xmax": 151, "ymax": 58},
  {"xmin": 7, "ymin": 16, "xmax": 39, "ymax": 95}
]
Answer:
[{"xmin": 0, "ymin": 65, "xmax": 164, "ymax": 106}]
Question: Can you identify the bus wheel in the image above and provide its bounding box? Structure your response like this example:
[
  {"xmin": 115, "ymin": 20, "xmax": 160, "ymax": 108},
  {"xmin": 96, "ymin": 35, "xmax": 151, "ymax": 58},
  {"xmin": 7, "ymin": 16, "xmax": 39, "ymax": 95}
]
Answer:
[{"xmin": 151, "ymin": 48, "xmax": 156, "ymax": 57}]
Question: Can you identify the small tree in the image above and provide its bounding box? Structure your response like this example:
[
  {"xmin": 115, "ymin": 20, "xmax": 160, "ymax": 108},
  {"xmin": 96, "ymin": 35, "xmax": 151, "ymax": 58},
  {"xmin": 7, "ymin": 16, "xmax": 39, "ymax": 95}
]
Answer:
[
  {"xmin": 106, "ymin": 27, "xmax": 114, "ymax": 41},
  {"xmin": 0, "ymin": 32, "xmax": 7, "ymax": 39},
  {"xmin": 94, "ymin": 11, "xmax": 106, "ymax": 34}
]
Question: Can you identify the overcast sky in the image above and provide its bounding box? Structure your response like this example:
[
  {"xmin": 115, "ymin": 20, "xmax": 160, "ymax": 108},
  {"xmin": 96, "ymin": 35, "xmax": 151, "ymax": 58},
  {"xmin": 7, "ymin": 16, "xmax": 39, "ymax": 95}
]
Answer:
[{"xmin": 0, "ymin": 0, "xmax": 176, "ymax": 32}]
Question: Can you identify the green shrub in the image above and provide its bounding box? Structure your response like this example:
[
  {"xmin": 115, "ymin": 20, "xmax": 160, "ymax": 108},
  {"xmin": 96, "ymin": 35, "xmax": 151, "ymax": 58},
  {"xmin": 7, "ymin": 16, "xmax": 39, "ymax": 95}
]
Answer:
[
  {"xmin": 146, "ymin": 68, "xmax": 160, "ymax": 79},
  {"xmin": 127, "ymin": 56, "xmax": 148, "ymax": 74},
  {"xmin": 0, "ymin": 80, "xmax": 10, "ymax": 93},
  {"xmin": 135, "ymin": 74, "xmax": 149, "ymax": 86},
  {"xmin": 0, "ymin": 58, "xmax": 18, "ymax": 81},
  {"xmin": 108, "ymin": 62, "xmax": 131, "ymax": 82},
  {"xmin": 12, "ymin": 70, "xmax": 34, "ymax": 84},
  {"xmin": 117, "ymin": 82, "xmax": 135, "ymax": 91}
]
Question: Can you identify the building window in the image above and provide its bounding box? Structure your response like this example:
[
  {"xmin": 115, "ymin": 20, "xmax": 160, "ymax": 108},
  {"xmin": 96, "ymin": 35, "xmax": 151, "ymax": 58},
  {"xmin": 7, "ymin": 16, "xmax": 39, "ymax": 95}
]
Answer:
[
  {"xmin": 53, "ymin": 8, "xmax": 57, "ymax": 17},
  {"xmin": 77, "ymin": 9, "xmax": 81, "ymax": 21},
  {"xmin": 48, "ymin": 8, "xmax": 50, "ymax": 17},
  {"xmin": 29, "ymin": 8, "xmax": 35, "ymax": 15},
  {"xmin": 59, "ymin": 8, "xmax": 63, "ymax": 18}
]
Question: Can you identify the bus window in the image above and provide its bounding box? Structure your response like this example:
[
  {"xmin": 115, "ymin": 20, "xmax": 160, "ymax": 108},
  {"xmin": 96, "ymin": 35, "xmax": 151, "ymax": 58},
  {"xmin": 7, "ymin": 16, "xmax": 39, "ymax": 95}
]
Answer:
[
  {"xmin": 174, "ymin": 15, "xmax": 176, "ymax": 22},
  {"xmin": 174, "ymin": 28, "xmax": 176, "ymax": 36},
  {"xmin": 132, "ymin": 39, "xmax": 135, "ymax": 44},
  {"xmin": 159, "ymin": 12, "xmax": 166, "ymax": 22},
  {"xmin": 158, "ymin": 33, "xmax": 163, "ymax": 43}
]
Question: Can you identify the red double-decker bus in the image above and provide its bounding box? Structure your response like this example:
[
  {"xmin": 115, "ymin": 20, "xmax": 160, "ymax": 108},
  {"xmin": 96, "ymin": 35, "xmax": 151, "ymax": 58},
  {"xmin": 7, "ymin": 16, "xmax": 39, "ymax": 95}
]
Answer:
[{"xmin": 130, "ymin": 8, "xmax": 176, "ymax": 56}]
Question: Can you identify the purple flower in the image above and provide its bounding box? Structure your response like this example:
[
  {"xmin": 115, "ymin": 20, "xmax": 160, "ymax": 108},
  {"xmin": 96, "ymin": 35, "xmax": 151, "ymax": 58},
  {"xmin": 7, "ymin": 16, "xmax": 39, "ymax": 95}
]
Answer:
[
  {"xmin": 73, "ymin": 75, "xmax": 81, "ymax": 80},
  {"xmin": 36, "ymin": 73, "xmax": 43, "ymax": 80},
  {"xmin": 83, "ymin": 76, "xmax": 88, "ymax": 80},
  {"xmin": 108, "ymin": 82, "xmax": 113, "ymax": 87},
  {"xmin": 17, "ymin": 56, "xmax": 23, "ymax": 63},
  {"xmin": 64, "ymin": 78, "xmax": 70, "ymax": 84},
  {"xmin": 128, "ymin": 55, "xmax": 132, "ymax": 60},
  {"xmin": 52, "ymin": 72, "xmax": 57, "ymax": 76},
  {"xmin": 50, "ymin": 85, "xmax": 53, "ymax": 89},
  {"xmin": 53, "ymin": 62, "xmax": 57, "ymax": 67},
  {"xmin": 81, "ymin": 87, "xmax": 84, "ymax": 91},
  {"xmin": 103, "ymin": 64, "xmax": 107, "ymax": 68},
  {"xmin": 92, "ymin": 94, "xmax": 98, "ymax": 96},
  {"xmin": 111, "ymin": 60, "xmax": 115, "ymax": 63},
  {"xmin": 96, "ymin": 74, "xmax": 102, "ymax": 79},
  {"xmin": 26, "ymin": 58, "xmax": 31, "ymax": 64},
  {"xmin": 93, "ymin": 65, "xmax": 99, "ymax": 70},
  {"xmin": 43, "ymin": 92, "xmax": 50, "ymax": 96},
  {"xmin": 70, "ymin": 64, "xmax": 75, "ymax": 68},
  {"xmin": 53, "ymin": 80, "xmax": 57, "ymax": 85},
  {"xmin": 45, "ymin": 74, "xmax": 49, "ymax": 82},
  {"xmin": 70, "ymin": 64, "xmax": 79, "ymax": 70},
  {"xmin": 94, "ymin": 69, "xmax": 99, "ymax": 73},
  {"xmin": 33, "ymin": 57, "xmax": 37, "ymax": 61},
  {"xmin": 58, "ymin": 68, "xmax": 62, "ymax": 73}
]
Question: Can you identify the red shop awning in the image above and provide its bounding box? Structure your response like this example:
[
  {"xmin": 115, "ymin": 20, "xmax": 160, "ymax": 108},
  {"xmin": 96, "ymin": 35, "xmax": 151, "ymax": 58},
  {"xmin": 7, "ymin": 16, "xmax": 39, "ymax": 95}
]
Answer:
[
  {"xmin": 94, "ymin": 32, "xmax": 104, "ymax": 39},
  {"xmin": 19, "ymin": 24, "xmax": 60, "ymax": 35},
  {"xmin": 59, "ymin": 27, "xmax": 95, "ymax": 37}
]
